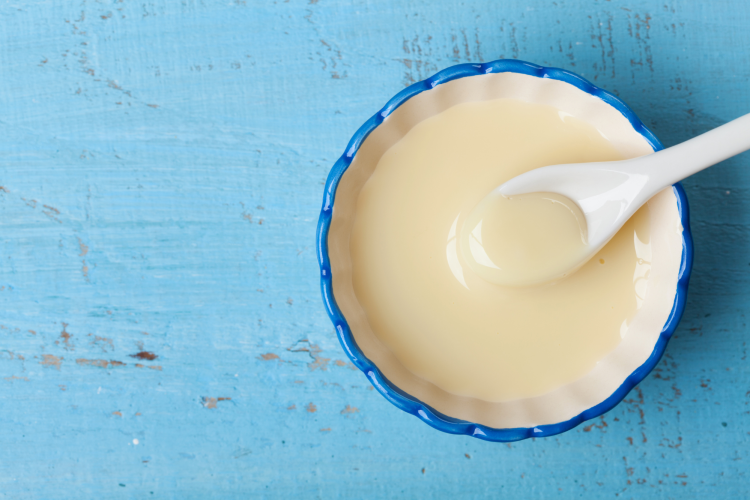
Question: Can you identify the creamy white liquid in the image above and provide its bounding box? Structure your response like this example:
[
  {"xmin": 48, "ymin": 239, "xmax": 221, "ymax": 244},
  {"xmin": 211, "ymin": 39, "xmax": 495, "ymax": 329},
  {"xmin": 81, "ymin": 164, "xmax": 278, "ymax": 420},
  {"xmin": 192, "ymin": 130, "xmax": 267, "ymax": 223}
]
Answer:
[
  {"xmin": 461, "ymin": 191, "xmax": 590, "ymax": 287},
  {"xmin": 350, "ymin": 98, "xmax": 651, "ymax": 402}
]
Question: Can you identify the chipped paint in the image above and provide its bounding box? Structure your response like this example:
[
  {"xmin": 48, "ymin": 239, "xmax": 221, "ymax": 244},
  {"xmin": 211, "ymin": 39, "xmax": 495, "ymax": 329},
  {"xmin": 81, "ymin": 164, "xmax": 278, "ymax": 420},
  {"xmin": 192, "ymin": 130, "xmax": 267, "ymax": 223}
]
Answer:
[
  {"xmin": 129, "ymin": 351, "xmax": 158, "ymax": 361},
  {"xmin": 340, "ymin": 405, "xmax": 359, "ymax": 415},
  {"xmin": 334, "ymin": 359, "xmax": 357, "ymax": 370},
  {"xmin": 134, "ymin": 363, "xmax": 162, "ymax": 371},
  {"xmin": 40, "ymin": 354, "xmax": 63, "ymax": 370},
  {"xmin": 90, "ymin": 335, "xmax": 114, "ymax": 352},
  {"xmin": 75, "ymin": 359, "xmax": 126, "ymax": 369},
  {"xmin": 59, "ymin": 322, "xmax": 72, "ymax": 349},
  {"xmin": 77, "ymin": 238, "xmax": 89, "ymax": 257},
  {"xmin": 202, "ymin": 397, "xmax": 232, "ymax": 409},
  {"xmin": 287, "ymin": 340, "xmax": 330, "ymax": 371}
]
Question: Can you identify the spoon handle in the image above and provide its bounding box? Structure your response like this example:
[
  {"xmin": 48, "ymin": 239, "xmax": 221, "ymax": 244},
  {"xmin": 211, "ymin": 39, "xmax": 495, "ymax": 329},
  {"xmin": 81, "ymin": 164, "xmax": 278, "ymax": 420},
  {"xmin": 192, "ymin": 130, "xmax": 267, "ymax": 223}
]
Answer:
[
  {"xmin": 634, "ymin": 112, "xmax": 750, "ymax": 187},
  {"xmin": 496, "ymin": 111, "xmax": 750, "ymax": 251}
]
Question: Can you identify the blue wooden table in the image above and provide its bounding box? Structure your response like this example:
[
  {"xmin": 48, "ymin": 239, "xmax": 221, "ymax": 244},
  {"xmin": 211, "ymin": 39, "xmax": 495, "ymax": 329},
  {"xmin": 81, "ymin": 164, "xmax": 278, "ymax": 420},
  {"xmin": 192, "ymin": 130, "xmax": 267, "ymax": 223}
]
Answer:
[{"xmin": 1, "ymin": 1, "xmax": 749, "ymax": 498}]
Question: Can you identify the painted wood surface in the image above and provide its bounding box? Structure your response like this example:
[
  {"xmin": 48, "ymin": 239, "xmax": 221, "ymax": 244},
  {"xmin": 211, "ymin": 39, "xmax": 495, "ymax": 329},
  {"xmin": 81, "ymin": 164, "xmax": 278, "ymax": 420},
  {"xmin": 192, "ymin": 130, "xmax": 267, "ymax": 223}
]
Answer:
[{"xmin": 1, "ymin": 1, "xmax": 749, "ymax": 498}]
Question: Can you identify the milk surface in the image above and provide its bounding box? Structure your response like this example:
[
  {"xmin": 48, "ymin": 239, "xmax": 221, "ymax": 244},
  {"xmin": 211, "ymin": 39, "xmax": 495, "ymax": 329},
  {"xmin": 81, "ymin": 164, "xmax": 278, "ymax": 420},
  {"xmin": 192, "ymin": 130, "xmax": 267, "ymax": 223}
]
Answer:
[{"xmin": 350, "ymin": 98, "xmax": 651, "ymax": 402}]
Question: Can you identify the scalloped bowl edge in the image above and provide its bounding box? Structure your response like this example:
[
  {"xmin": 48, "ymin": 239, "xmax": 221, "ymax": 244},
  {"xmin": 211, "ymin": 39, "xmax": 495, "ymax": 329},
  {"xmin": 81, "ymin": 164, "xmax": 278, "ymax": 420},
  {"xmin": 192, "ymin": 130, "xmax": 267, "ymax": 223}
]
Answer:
[{"xmin": 316, "ymin": 59, "xmax": 693, "ymax": 442}]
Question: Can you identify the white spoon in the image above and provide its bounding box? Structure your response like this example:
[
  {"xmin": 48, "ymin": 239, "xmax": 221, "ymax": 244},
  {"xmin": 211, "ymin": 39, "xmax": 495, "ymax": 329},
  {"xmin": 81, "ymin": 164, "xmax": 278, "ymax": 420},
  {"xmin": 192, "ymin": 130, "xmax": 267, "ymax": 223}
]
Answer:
[{"xmin": 471, "ymin": 112, "xmax": 750, "ymax": 287}]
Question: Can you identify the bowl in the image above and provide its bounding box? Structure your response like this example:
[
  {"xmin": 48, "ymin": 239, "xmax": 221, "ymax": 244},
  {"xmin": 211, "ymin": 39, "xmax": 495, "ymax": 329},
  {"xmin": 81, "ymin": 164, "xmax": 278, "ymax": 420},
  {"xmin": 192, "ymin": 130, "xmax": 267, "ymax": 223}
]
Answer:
[{"xmin": 316, "ymin": 59, "xmax": 693, "ymax": 442}]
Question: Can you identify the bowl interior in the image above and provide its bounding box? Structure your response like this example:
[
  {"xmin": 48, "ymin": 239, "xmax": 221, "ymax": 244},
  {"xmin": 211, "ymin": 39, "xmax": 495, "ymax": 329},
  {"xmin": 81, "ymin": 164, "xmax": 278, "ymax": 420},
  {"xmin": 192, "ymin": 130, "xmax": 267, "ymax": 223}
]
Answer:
[{"xmin": 327, "ymin": 72, "xmax": 684, "ymax": 429}]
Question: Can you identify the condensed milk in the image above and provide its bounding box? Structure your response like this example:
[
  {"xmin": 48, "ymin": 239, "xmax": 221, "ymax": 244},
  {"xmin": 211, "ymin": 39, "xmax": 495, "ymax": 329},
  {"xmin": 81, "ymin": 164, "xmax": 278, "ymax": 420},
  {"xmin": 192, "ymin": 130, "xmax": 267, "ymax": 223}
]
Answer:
[
  {"xmin": 460, "ymin": 190, "xmax": 590, "ymax": 287},
  {"xmin": 350, "ymin": 98, "xmax": 652, "ymax": 402}
]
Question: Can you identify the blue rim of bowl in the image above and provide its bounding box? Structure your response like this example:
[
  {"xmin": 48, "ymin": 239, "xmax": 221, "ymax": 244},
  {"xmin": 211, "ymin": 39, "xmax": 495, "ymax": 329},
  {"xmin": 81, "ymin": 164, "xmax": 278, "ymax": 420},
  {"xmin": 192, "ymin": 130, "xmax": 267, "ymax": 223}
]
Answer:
[{"xmin": 316, "ymin": 59, "xmax": 693, "ymax": 442}]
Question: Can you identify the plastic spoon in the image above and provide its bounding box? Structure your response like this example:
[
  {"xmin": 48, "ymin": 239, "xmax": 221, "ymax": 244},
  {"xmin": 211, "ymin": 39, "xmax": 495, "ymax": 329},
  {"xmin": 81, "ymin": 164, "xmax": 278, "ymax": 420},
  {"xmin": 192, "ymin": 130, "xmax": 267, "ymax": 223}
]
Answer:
[{"xmin": 480, "ymin": 112, "xmax": 750, "ymax": 287}]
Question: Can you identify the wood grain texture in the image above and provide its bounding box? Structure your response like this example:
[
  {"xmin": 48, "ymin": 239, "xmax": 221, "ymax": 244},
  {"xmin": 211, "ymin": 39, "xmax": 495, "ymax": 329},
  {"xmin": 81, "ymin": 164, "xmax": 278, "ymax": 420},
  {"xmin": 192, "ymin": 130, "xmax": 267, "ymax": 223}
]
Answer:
[{"xmin": 0, "ymin": 0, "xmax": 749, "ymax": 498}]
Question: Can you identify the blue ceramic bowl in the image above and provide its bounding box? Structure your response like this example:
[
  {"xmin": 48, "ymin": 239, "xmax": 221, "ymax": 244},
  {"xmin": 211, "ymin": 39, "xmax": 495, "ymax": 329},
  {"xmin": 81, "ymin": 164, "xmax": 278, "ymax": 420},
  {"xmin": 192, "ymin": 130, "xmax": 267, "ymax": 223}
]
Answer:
[{"xmin": 316, "ymin": 59, "xmax": 693, "ymax": 442}]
